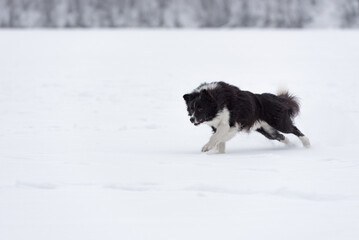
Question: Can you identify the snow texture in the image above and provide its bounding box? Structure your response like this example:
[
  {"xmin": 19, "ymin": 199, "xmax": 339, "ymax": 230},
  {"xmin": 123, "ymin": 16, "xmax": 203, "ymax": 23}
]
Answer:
[{"xmin": 1, "ymin": 30, "xmax": 359, "ymax": 240}]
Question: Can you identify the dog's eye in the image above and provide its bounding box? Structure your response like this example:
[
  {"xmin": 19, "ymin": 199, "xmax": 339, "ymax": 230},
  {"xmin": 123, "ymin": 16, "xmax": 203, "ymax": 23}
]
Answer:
[{"xmin": 197, "ymin": 106, "xmax": 203, "ymax": 112}]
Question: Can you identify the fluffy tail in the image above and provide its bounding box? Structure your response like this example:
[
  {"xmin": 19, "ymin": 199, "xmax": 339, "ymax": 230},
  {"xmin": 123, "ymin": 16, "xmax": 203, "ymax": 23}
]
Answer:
[{"xmin": 276, "ymin": 89, "xmax": 300, "ymax": 118}]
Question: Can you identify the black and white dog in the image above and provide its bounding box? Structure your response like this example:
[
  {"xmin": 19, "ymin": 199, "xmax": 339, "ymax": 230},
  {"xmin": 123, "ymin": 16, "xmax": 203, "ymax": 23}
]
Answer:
[{"xmin": 183, "ymin": 82, "xmax": 310, "ymax": 153}]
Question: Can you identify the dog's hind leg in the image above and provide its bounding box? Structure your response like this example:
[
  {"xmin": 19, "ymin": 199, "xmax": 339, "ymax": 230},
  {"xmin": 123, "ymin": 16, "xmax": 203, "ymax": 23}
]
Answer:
[
  {"xmin": 256, "ymin": 127, "xmax": 289, "ymax": 144},
  {"xmin": 257, "ymin": 122, "xmax": 290, "ymax": 145},
  {"xmin": 291, "ymin": 126, "xmax": 310, "ymax": 148}
]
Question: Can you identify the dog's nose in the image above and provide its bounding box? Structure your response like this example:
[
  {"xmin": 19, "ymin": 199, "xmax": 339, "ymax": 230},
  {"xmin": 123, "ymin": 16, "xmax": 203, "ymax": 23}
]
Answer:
[{"xmin": 190, "ymin": 117, "xmax": 195, "ymax": 123}]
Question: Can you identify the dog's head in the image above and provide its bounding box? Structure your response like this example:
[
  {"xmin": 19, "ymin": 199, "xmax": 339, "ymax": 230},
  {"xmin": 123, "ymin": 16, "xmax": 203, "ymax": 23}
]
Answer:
[{"xmin": 183, "ymin": 89, "xmax": 218, "ymax": 126}]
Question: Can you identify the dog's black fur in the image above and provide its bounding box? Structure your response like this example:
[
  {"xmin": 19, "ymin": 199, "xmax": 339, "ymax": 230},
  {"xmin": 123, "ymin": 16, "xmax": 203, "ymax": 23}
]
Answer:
[{"xmin": 183, "ymin": 82, "xmax": 309, "ymax": 152}]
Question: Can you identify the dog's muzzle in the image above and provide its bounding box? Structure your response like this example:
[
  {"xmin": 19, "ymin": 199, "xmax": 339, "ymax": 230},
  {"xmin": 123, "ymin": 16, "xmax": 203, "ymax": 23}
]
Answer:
[{"xmin": 190, "ymin": 117, "xmax": 202, "ymax": 126}]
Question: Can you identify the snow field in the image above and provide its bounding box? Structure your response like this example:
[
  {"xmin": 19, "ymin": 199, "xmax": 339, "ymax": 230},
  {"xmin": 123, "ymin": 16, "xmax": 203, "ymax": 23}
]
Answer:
[{"xmin": 0, "ymin": 30, "xmax": 359, "ymax": 240}]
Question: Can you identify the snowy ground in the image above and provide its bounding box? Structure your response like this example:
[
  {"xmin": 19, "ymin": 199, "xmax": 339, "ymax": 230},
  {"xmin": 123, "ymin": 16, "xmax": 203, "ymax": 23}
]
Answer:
[{"xmin": 1, "ymin": 30, "xmax": 359, "ymax": 240}]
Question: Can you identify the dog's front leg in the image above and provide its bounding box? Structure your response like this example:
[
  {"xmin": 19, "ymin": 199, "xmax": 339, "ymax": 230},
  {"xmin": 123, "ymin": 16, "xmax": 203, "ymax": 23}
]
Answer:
[
  {"xmin": 202, "ymin": 123, "xmax": 230, "ymax": 152},
  {"xmin": 202, "ymin": 124, "xmax": 238, "ymax": 153},
  {"xmin": 216, "ymin": 142, "xmax": 226, "ymax": 154}
]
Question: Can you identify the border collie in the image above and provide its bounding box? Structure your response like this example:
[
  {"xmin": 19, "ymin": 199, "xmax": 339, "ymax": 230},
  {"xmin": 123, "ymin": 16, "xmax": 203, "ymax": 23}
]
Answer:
[{"xmin": 183, "ymin": 82, "xmax": 310, "ymax": 153}]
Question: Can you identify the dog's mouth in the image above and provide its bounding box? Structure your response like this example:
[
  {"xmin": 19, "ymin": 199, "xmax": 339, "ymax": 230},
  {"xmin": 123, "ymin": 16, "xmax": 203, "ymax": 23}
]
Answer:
[{"xmin": 193, "ymin": 120, "xmax": 204, "ymax": 126}]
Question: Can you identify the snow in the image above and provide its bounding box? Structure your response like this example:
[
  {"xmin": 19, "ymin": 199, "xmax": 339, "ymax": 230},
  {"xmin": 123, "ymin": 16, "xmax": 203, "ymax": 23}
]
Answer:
[{"xmin": 1, "ymin": 30, "xmax": 359, "ymax": 240}]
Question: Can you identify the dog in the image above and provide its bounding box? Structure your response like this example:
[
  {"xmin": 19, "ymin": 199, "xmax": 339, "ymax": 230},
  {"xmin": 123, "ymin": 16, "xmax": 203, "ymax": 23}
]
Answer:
[{"xmin": 183, "ymin": 82, "xmax": 310, "ymax": 153}]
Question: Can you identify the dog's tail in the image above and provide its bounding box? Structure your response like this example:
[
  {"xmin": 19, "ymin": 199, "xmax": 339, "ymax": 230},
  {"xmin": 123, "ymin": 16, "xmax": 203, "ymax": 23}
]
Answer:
[{"xmin": 276, "ymin": 88, "xmax": 300, "ymax": 118}]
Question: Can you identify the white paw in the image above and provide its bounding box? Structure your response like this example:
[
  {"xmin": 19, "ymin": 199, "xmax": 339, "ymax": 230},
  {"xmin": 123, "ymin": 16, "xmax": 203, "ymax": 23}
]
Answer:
[
  {"xmin": 299, "ymin": 136, "xmax": 311, "ymax": 148},
  {"xmin": 201, "ymin": 143, "xmax": 215, "ymax": 152}
]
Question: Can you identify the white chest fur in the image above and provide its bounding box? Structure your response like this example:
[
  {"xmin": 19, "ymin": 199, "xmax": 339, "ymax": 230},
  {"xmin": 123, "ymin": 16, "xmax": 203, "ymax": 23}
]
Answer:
[{"xmin": 204, "ymin": 107, "xmax": 230, "ymax": 128}]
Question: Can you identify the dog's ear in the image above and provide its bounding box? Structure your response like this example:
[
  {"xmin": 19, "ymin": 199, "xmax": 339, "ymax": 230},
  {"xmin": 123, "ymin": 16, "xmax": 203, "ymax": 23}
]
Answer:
[
  {"xmin": 200, "ymin": 89, "xmax": 216, "ymax": 102},
  {"xmin": 200, "ymin": 89, "xmax": 208, "ymax": 95},
  {"xmin": 200, "ymin": 89, "xmax": 210, "ymax": 99},
  {"xmin": 183, "ymin": 93, "xmax": 193, "ymax": 103}
]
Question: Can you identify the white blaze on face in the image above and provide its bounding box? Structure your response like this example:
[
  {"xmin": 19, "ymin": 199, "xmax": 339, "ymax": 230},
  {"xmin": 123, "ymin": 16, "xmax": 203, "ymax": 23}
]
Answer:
[
  {"xmin": 192, "ymin": 113, "xmax": 201, "ymax": 125},
  {"xmin": 190, "ymin": 101, "xmax": 200, "ymax": 125}
]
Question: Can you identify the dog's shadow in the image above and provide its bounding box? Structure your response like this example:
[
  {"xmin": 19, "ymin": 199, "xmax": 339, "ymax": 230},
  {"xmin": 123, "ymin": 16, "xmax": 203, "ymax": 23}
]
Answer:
[
  {"xmin": 168, "ymin": 144, "xmax": 306, "ymax": 156},
  {"xmin": 207, "ymin": 144, "xmax": 307, "ymax": 156},
  {"xmin": 226, "ymin": 146, "xmax": 296, "ymax": 155}
]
